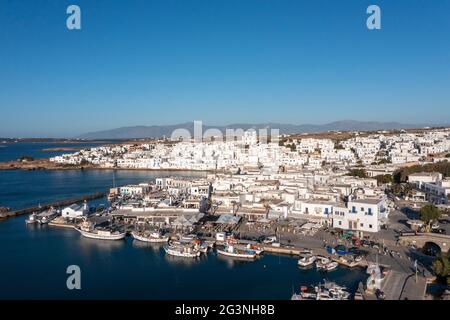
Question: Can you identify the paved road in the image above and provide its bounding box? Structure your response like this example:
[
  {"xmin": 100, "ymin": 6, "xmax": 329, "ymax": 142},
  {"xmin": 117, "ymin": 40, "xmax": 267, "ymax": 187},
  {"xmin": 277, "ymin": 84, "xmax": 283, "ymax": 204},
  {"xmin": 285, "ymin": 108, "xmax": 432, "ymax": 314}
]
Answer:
[
  {"xmin": 400, "ymin": 274, "xmax": 428, "ymax": 300},
  {"xmin": 382, "ymin": 270, "xmax": 408, "ymax": 300},
  {"xmin": 235, "ymin": 211, "xmax": 433, "ymax": 300}
]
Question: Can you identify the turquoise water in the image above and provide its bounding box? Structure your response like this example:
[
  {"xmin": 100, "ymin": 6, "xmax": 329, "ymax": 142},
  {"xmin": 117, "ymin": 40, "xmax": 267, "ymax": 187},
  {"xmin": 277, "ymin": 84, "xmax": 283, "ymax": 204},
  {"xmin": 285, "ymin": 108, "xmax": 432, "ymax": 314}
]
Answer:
[{"xmin": 0, "ymin": 169, "xmax": 367, "ymax": 299}]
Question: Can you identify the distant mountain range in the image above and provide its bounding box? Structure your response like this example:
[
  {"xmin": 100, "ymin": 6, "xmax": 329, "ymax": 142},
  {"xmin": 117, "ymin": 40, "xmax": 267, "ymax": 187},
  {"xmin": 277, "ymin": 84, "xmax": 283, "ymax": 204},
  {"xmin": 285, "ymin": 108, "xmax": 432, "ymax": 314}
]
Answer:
[{"xmin": 77, "ymin": 120, "xmax": 436, "ymax": 140}]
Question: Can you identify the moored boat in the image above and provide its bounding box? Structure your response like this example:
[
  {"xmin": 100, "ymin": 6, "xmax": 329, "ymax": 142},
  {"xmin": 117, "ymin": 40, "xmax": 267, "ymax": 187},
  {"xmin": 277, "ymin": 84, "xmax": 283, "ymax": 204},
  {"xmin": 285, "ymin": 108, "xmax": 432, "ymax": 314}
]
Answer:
[
  {"xmin": 164, "ymin": 245, "xmax": 201, "ymax": 258},
  {"xmin": 77, "ymin": 228, "xmax": 126, "ymax": 240},
  {"xmin": 315, "ymin": 256, "xmax": 338, "ymax": 271},
  {"xmin": 292, "ymin": 281, "xmax": 350, "ymax": 300},
  {"xmin": 25, "ymin": 213, "xmax": 37, "ymax": 224},
  {"xmin": 216, "ymin": 245, "xmax": 257, "ymax": 260},
  {"xmin": 131, "ymin": 230, "xmax": 169, "ymax": 243},
  {"xmin": 76, "ymin": 220, "xmax": 126, "ymax": 240},
  {"xmin": 315, "ymin": 255, "xmax": 330, "ymax": 267},
  {"xmin": 298, "ymin": 255, "xmax": 316, "ymax": 268},
  {"xmin": 324, "ymin": 261, "xmax": 339, "ymax": 271},
  {"xmin": 36, "ymin": 208, "xmax": 60, "ymax": 225}
]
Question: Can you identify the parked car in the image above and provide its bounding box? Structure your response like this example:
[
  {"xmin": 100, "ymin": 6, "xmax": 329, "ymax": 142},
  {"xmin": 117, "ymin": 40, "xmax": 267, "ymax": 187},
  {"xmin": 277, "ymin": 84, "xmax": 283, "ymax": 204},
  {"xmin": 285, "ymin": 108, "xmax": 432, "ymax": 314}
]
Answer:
[
  {"xmin": 263, "ymin": 236, "xmax": 277, "ymax": 244},
  {"xmin": 432, "ymin": 228, "xmax": 446, "ymax": 234},
  {"xmin": 431, "ymin": 222, "xmax": 440, "ymax": 230}
]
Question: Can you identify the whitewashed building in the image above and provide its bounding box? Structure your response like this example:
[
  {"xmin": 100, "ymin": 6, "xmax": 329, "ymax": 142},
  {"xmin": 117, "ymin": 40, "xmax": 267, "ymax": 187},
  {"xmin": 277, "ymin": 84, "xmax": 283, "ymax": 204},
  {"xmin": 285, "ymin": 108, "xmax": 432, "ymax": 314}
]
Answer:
[{"xmin": 62, "ymin": 202, "xmax": 89, "ymax": 219}]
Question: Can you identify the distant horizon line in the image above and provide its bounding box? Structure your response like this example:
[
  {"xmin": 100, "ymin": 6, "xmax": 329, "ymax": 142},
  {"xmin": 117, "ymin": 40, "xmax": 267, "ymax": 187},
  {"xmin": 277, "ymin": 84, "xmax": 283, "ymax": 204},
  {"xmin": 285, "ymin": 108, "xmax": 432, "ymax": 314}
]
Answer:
[{"xmin": 1, "ymin": 119, "xmax": 449, "ymax": 140}]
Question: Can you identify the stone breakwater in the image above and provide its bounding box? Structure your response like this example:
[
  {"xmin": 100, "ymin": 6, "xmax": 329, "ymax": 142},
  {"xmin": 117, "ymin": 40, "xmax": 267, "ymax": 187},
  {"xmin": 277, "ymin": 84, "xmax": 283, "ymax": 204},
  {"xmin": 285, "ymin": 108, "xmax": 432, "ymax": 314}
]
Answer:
[{"xmin": 0, "ymin": 192, "xmax": 105, "ymax": 220}]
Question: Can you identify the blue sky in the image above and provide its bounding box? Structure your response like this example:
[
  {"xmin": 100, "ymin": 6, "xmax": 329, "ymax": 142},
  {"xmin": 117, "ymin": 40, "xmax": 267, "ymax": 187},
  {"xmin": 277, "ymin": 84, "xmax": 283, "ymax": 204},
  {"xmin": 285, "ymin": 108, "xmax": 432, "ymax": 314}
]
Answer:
[{"xmin": 1, "ymin": 0, "xmax": 450, "ymax": 137}]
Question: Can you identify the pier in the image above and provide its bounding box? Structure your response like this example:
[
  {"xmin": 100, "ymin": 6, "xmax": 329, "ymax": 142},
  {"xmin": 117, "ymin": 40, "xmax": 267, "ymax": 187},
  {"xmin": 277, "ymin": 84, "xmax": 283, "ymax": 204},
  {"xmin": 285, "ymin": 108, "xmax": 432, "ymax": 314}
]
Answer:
[{"xmin": 0, "ymin": 192, "xmax": 105, "ymax": 220}]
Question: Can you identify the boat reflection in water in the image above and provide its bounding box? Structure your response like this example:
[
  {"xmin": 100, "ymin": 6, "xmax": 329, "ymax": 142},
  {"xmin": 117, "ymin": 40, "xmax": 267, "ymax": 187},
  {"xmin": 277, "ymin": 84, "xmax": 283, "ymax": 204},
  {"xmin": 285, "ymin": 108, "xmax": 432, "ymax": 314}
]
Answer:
[
  {"xmin": 215, "ymin": 251, "xmax": 258, "ymax": 269},
  {"xmin": 163, "ymin": 251, "xmax": 203, "ymax": 267},
  {"xmin": 78, "ymin": 236, "xmax": 126, "ymax": 252},
  {"xmin": 132, "ymin": 239, "xmax": 165, "ymax": 251}
]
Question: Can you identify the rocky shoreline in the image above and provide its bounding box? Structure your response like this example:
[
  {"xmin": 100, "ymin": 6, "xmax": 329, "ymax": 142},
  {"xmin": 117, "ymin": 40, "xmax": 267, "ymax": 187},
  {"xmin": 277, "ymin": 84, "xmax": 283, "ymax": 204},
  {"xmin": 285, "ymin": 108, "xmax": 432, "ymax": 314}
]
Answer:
[
  {"xmin": 0, "ymin": 158, "xmax": 215, "ymax": 172},
  {"xmin": 0, "ymin": 158, "xmax": 99, "ymax": 171}
]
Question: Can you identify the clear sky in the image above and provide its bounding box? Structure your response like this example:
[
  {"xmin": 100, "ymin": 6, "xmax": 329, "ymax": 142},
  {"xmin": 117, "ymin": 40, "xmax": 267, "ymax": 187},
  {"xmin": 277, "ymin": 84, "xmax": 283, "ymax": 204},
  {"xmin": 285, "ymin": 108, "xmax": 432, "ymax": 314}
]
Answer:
[{"xmin": 1, "ymin": 0, "xmax": 450, "ymax": 137}]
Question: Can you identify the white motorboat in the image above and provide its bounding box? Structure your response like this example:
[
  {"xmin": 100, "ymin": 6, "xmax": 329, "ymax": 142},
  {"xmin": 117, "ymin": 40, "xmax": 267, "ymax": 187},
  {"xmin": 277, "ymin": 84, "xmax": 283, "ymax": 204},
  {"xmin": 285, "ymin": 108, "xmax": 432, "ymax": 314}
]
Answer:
[
  {"xmin": 318, "ymin": 281, "xmax": 350, "ymax": 300},
  {"xmin": 216, "ymin": 245, "xmax": 257, "ymax": 260},
  {"xmin": 25, "ymin": 213, "xmax": 37, "ymax": 224},
  {"xmin": 298, "ymin": 255, "xmax": 316, "ymax": 268},
  {"xmin": 36, "ymin": 208, "xmax": 59, "ymax": 225},
  {"xmin": 315, "ymin": 256, "xmax": 331, "ymax": 269},
  {"xmin": 324, "ymin": 261, "xmax": 339, "ymax": 271},
  {"xmin": 164, "ymin": 245, "xmax": 201, "ymax": 258},
  {"xmin": 131, "ymin": 230, "xmax": 169, "ymax": 243},
  {"xmin": 316, "ymin": 258, "xmax": 339, "ymax": 271},
  {"xmin": 292, "ymin": 281, "xmax": 350, "ymax": 300}
]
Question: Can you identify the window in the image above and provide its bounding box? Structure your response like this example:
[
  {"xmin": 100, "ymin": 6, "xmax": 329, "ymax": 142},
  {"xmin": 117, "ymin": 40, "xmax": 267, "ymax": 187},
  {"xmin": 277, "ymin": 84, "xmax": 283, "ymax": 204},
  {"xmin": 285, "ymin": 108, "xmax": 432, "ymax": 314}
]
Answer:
[
  {"xmin": 369, "ymin": 224, "xmax": 373, "ymax": 229},
  {"xmin": 338, "ymin": 221, "xmax": 342, "ymax": 225},
  {"xmin": 361, "ymin": 207, "xmax": 364, "ymax": 212},
  {"xmin": 324, "ymin": 208, "xmax": 329, "ymax": 214},
  {"xmin": 352, "ymin": 206, "xmax": 356, "ymax": 213},
  {"xmin": 368, "ymin": 208, "xmax": 372, "ymax": 215},
  {"xmin": 305, "ymin": 207, "xmax": 309, "ymax": 214},
  {"xmin": 360, "ymin": 223, "xmax": 363, "ymax": 227}
]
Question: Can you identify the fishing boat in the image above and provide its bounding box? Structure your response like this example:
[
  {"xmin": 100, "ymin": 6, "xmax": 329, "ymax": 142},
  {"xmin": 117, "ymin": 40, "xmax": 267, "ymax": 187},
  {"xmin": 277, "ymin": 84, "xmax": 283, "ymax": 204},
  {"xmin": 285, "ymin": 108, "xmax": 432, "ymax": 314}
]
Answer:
[
  {"xmin": 36, "ymin": 208, "xmax": 60, "ymax": 225},
  {"xmin": 318, "ymin": 281, "xmax": 350, "ymax": 300},
  {"xmin": 316, "ymin": 256, "xmax": 338, "ymax": 271},
  {"xmin": 297, "ymin": 255, "xmax": 316, "ymax": 268},
  {"xmin": 76, "ymin": 220, "xmax": 126, "ymax": 240},
  {"xmin": 324, "ymin": 261, "xmax": 339, "ymax": 271},
  {"xmin": 131, "ymin": 230, "xmax": 169, "ymax": 243},
  {"xmin": 234, "ymin": 243, "xmax": 264, "ymax": 255},
  {"xmin": 292, "ymin": 281, "xmax": 350, "ymax": 300},
  {"xmin": 291, "ymin": 286, "xmax": 317, "ymax": 300},
  {"xmin": 25, "ymin": 213, "xmax": 37, "ymax": 224},
  {"xmin": 216, "ymin": 245, "xmax": 257, "ymax": 260},
  {"xmin": 315, "ymin": 256, "xmax": 330, "ymax": 267},
  {"xmin": 164, "ymin": 244, "xmax": 201, "ymax": 258}
]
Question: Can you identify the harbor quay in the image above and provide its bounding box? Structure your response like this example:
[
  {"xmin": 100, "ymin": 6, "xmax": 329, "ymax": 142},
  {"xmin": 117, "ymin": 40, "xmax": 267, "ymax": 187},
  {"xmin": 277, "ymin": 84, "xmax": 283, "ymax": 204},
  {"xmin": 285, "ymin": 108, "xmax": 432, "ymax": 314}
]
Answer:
[
  {"xmin": 13, "ymin": 168, "xmax": 448, "ymax": 300},
  {"xmin": 3, "ymin": 127, "xmax": 450, "ymax": 300}
]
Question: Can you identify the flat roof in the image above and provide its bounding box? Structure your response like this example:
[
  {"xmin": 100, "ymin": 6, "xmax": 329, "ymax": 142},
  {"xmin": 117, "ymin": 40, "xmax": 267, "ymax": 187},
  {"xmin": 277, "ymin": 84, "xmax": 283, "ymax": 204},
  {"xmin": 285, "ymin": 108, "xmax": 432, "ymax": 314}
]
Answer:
[
  {"xmin": 409, "ymin": 172, "xmax": 440, "ymax": 177},
  {"xmin": 350, "ymin": 198, "xmax": 382, "ymax": 205}
]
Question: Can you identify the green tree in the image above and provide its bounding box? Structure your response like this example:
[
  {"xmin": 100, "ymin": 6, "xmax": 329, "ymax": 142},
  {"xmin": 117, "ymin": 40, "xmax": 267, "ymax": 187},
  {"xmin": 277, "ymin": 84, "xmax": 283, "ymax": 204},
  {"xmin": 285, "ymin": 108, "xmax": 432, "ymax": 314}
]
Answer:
[
  {"xmin": 420, "ymin": 204, "xmax": 441, "ymax": 224},
  {"xmin": 79, "ymin": 159, "xmax": 90, "ymax": 166},
  {"xmin": 393, "ymin": 162, "xmax": 450, "ymax": 183},
  {"xmin": 374, "ymin": 174, "xmax": 393, "ymax": 185},
  {"xmin": 432, "ymin": 252, "xmax": 450, "ymax": 284},
  {"xmin": 347, "ymin": 169, "xmax": 368, "ymax": 178},
  {"xmin": 287, "ymin": 143, "xmax": 296, "ymax": 151},
  {"xmin": 377, "ymin": 158, "xmax": 391, "ymax": 165}
]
